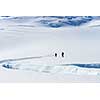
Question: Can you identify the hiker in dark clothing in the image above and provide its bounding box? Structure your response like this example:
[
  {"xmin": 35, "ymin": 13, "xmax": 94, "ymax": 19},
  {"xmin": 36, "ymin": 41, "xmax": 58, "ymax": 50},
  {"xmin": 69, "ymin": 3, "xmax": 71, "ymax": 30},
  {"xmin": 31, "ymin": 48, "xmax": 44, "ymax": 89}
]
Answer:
[
  {"xmin": 62, "ymin": 52, "xmax": 64, "ymax": 57},
  {"xmin": 55, "ymin": 53, "xmax": 57, "ymax": 57}
]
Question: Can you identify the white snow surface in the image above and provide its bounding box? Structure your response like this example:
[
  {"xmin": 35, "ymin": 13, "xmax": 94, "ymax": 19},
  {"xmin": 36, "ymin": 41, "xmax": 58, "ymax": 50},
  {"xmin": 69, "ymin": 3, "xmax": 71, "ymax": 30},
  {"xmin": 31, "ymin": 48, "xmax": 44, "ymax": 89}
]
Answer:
[{"xmin": 0, "ymin": 17, "xmax": 100, "ymax": 82}]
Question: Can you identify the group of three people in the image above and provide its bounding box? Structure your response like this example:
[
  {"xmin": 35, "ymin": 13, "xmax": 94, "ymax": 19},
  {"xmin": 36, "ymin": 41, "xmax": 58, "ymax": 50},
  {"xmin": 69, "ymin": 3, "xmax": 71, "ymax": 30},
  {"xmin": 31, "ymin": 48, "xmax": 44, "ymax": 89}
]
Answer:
[{"xmin": 54, "ymin": 52, "xmax": 64, "ymax": 57}]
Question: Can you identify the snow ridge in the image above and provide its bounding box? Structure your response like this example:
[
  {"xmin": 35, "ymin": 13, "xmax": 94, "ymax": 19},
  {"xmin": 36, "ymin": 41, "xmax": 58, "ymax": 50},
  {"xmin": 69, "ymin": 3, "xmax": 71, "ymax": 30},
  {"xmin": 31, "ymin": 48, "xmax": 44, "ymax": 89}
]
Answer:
[
  {"xmin": 1, "ymin": 57, "xmax": 100, "ymax": 75},
  {"xmin": 0, "ymin": 16, "xmax": 100, "ymax": 28}
]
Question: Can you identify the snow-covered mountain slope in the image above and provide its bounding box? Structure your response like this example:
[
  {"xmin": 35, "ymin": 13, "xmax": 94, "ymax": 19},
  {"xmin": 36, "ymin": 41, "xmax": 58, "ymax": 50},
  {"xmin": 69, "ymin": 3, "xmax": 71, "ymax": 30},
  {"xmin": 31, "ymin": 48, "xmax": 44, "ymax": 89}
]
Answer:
[{"xmin": 1, "ymin": 16, "xmax": 100, "ymax": 28}]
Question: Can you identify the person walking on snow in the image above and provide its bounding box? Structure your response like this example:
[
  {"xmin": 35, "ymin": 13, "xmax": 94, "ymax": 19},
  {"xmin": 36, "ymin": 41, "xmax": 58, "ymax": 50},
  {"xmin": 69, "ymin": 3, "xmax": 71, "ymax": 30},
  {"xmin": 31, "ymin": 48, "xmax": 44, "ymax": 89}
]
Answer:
[
  {"xmin": 54, "ymin": 53, "xmax": 57, "ymax": 57},
  {"xmin": 61, "ymin": 52, "xmax": 64, "ymax": 57}
]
